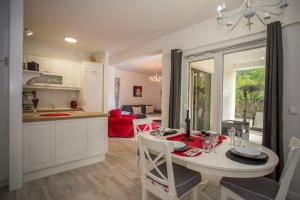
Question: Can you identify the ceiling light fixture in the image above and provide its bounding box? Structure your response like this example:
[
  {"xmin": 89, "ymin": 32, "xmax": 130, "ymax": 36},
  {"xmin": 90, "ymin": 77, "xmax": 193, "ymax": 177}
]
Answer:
[
  {"xmin": 24, "ymin": 28, "xmax": 34, "ymax": 36},
  {"xmin": 64, "ymin": 37, "xmax": 77, "ymax": 43},
  {"xmin": 216, "ymin": 0, "xmax": 289, "ymax": 31},
  {"xmin": 149, "ymin": 73, "xmax": 162, "ymax": 83}
]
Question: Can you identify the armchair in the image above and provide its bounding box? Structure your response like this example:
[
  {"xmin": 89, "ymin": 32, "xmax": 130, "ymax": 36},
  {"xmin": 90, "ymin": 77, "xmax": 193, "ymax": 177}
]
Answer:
[{"xmin": 108, "ymin": 109, "xmax": 136, "ymax": 137}]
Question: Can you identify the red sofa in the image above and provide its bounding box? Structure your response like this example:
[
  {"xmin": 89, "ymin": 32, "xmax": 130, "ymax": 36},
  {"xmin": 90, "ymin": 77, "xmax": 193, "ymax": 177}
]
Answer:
[
  {"xmin": 108, "ymin": 109, "xmax": 158, "ymax": 138},
  {"xmin": 108, "ymin": 109, "xmax": 136, "ymax": 138}
]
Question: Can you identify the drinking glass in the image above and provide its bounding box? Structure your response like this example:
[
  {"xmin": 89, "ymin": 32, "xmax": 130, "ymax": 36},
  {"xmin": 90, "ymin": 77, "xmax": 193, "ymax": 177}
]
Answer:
[
  {"xmin": 227, "ymin": 127, "xmax": 236, "ymax": 147},
  {"xmin": 234, "ymin": 130, "xmax": 242, "ymax": 147},
  {"xmin": 202, "ymin": 137, "xmax": 212, "ymax": 153},
  {"xmin": 210, "ymin": 132, "xmax": 219, "ymax": 152},
  {"xmin": 179, "ymin": 122, "xmax": 185, "ymax": 134}
]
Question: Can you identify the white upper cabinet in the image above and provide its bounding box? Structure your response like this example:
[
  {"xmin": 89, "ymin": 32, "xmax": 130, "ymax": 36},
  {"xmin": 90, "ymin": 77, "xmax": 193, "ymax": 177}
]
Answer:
[
  {"xmin": 24, "ymin": 55, "xmax": 81, "ymax": 88},
  {"xmin": 83, "ymin": 72, "xmax": 103, "ymax": 112},
  {"xmin": 82, "ymin": 61, "xmax": 103, "ymax": 73},
  {"xmin": 65, "ymin": 62, "xmax": 81, "ymax": 88},
  {"xmin": 26, "ymin": 55, "xmax": 66, "ymax": 74}
]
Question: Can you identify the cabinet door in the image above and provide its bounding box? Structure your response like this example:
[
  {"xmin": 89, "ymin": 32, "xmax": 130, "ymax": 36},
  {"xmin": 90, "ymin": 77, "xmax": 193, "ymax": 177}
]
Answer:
[
  {"xmin": 27, "ymin": 55, "xmax": 66, "ymax": 74},
  {"xmin": 23, "ymin": 121, "xmax": 56, "ymax": 173},
  {"xmin": 66, "ymin": 62, "xmax": 81, "ymax": 88},
  {"xmin": 56, "ymin": 119, "xmax": 87, "ymax": 164},
  {"xmin": 83, "ymin": 73, "xmax": 103, "ymax": 112},
  {"xmin": 82, "ymin": 62, "xmax": 103, "ymax": 73},
  {"xmin": 87, "ymin": 118, "xmax": 108, "ymax": 157}
]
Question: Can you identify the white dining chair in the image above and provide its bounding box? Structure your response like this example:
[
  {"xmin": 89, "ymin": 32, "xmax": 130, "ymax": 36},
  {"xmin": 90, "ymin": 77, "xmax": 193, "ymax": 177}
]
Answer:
[
  {"xmin": 133, "ymin": 118, "xmax": 160, "ymax": 176},
  {"xmin": 137, "ymin": 133, "xmax": 202, "ymax": 200},
  {"xmin": 133, "ymin": 118, "xmax": 154, "ymax": 139},
  {"xmin": 220, "ymin": 137, "xmax": 300, "ymax": 200}
]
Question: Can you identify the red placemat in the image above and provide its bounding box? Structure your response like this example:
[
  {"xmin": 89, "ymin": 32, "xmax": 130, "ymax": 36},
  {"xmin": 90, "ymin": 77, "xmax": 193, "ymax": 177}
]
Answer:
[{"xmin": 167, "ymin": 134, "xmax": 227, "ymax": 157}]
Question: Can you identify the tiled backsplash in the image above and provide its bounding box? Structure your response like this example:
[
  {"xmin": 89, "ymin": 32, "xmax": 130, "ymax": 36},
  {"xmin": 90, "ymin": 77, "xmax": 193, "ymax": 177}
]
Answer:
[{"xmin": 23, "ymin": 89, "xmax": 80, "ymax": 110}]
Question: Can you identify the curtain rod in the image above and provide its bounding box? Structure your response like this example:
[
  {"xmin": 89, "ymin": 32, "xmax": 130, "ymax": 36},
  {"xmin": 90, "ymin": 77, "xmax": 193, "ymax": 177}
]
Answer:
[
  {"xmin": 184, "ymin": 37, "xmax": 267, "ymax": 59},
  {"xmin": 183, "ymin": 21, "xmax": 300, "ymax": 59}
]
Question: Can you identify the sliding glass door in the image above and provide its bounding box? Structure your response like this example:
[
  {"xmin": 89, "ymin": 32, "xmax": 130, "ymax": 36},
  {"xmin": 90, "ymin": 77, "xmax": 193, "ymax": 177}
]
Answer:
[
  {"xmin": 222, "ymin": 47, "xmax": 266, "ymax": 144},
  {"xmin": 184, "ymin": 41, "xmax": 266, "ymax": 144},
  {"xmin": 189, "ymin": 59, "xmax": 214, "ymax": 131}
]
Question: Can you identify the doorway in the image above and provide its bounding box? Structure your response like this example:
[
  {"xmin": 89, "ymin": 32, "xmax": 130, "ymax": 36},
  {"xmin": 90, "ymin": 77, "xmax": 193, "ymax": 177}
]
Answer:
[{"xmin": 189, "ymin": 59, "xmax": 214, "ymax": 131}]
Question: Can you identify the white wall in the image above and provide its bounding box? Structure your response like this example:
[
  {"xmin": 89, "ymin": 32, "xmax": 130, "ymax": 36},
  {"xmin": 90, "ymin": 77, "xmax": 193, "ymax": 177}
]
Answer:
[
  {"xmin": 110, "ymin": 0, "xmax": 300, "ymax": 197},
  {"xmin": 282, "ymin": 22, "xmax": 300, "ymax": 200},
  {"xmin": 115, "ymin": 69, "xmax": 162, "ymax": 110},
  {"xmin": 9, "ymin": 0, "xmax": 23, "ymax": 190}
]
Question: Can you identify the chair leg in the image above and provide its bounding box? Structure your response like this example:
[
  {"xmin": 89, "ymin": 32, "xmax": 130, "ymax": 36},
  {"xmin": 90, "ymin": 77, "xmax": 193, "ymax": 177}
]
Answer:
[
  {"xmin": 136, "ymin": 155, "xmax": 140, "ymax": 177},
  {"xmin": 198, "ymin": 181, "xmax": 213, "ymax": 200},
  {"xmin": 142, "ymin": 185, "xmax": 148, "ymax": 200},
  {"xmin": 192, "ymin": 186, "xmax": 199, "ymax": 200},
  {"xmin": 221, "ymin": 186, "xmax": 244, "ymax": 200}
]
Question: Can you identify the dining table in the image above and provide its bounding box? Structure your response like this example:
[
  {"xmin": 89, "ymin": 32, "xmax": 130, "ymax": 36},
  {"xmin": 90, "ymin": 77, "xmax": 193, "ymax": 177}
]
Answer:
[{"xmin": 143, "ymin": 131, "xmax": 279, "ymax": 179}]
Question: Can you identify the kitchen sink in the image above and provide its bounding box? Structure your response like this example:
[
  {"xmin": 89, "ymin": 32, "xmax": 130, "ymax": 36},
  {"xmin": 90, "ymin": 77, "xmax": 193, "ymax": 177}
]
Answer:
[{"xmin": 40, "ymin": 113, "xmax": 71, "ymax": 117}]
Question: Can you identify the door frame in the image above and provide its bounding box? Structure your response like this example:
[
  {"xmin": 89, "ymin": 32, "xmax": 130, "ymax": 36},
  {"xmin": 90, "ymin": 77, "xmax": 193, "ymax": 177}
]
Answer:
[
  {"xmin": 189, "ymin": 67, "xmax": 212, "ymax": 130},
  {"xmin": 9, "ymin": 0, "xmax": 23, "ymax": 191},
  {"xmin": 182, "ymin": 40, "xmax": 266, "ymax": 133}
]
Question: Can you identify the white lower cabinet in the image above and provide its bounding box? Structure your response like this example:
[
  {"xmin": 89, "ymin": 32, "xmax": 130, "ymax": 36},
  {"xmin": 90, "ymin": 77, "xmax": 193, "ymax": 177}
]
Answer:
[
  {"xmin": 88, "ymin": 118, "xmax": 108, "ymax": 157},
  {"xmin": 23, "ymin": 121, "xmax": 56, "ymax": 173},
  {"xmin": 55, "ymin": 119, "xmax": 88, "ymax": 164},
  {"xmin": 23, "ymin": 117, "xmax": 108, "ymax": 182}
]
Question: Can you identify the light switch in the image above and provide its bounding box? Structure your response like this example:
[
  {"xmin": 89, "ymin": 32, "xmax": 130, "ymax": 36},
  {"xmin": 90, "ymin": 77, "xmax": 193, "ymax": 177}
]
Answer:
[{"xmin": 288, "ymin": 106, "xmax": 298, "ymax": 115}]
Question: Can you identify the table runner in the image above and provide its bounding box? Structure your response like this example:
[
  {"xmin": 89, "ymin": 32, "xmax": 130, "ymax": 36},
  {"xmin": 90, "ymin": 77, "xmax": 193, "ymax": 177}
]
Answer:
[{"xmin": 167, "ymin": 134, "xmax": 227, "ymax": 157}]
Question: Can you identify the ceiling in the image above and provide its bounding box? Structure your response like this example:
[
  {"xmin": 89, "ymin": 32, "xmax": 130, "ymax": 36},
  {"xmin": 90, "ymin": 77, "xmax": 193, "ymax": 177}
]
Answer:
[
  {"xmin": 115, "ymin": 54, "xmax": 162, "ymax": 74},
  {"xmin": 24, "ymin": 0, "xmax": 240, "ymax": 55}
]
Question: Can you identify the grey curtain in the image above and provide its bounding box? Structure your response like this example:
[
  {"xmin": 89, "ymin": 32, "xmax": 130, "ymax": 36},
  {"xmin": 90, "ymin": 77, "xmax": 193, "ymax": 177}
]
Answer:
[
  {"xmin": 169, "ymin": 49, "xmax": 182, "ymax": 129},
  {"xmin": 263, "ymin": 21, "xmax": 284, "ymax": 180}
]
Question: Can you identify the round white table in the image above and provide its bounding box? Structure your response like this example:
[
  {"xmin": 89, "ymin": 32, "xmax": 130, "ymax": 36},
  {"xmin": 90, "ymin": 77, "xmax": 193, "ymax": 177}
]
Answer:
[{"xmin": 146, "ymin": 133, "xmax": 279, "ymax": 178}]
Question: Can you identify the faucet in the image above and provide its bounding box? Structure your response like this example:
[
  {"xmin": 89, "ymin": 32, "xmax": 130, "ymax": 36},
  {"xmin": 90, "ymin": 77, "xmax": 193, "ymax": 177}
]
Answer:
[{"xmin": 50, "ymin": 103, "xmax": 55, "ymax": 110}]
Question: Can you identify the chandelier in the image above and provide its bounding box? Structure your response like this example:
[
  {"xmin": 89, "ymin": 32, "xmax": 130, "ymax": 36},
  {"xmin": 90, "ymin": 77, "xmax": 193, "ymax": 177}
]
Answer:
[
  {"xmin": 149, "ymin": 73, "xmax": 162, "ymax": 83},
  {"xmin": 216, "ymin": 0, "xmax": 289, "ymax": 30}
]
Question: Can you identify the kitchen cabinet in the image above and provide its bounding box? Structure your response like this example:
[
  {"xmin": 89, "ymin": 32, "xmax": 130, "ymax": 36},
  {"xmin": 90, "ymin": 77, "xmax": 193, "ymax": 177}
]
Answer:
[
  {"xmin": 26, "ymin": 55, "xmax": 66, "ymax": 74},
  {"xmin": 55, "ymin": 119, "xmax": 87, "ymax": 164},
  {"xmin": 87, "ymin": 118, "xmax": 108, "ymax": 157},
  {"xmin": 65, "ymin": 62, "xmax": 81, "ymax": 88},
  {"xmin": 22, "ymin": 116, "xmax": 108, "ymax": 182},
  {"xmin": 24, "ymin": 55, "xmax": 81, "ymax": 89},
  {"xmin": 23, "ymin": 121, "xmax": 56, "ymax": 173},
  {"xmin": 82, "ymin": 61, "xmax": 103, "ymax": 73},
  {"xmin": 83, "ymin": 72, "xmax": 103, "ymax": 112}
]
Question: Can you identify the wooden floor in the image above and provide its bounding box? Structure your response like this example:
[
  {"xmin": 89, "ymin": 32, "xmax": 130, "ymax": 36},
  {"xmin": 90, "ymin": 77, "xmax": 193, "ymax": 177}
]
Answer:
[{"xmin": 0, "ymin": 138, "xmax": 220, "ymax": 200}]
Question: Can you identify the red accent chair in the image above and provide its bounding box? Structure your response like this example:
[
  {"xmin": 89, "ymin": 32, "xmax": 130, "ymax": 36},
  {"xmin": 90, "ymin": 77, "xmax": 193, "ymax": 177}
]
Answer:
[
  {"xmin": 108, "ymin": 109, "xmax": 136, "ymax": 138},
  {"xmin": 108, "ymin": 109, "xmax": 158, "ymax": 138}
]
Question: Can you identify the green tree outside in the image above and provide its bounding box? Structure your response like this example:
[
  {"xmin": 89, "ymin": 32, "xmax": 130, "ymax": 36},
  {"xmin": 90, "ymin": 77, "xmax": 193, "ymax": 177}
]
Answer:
[{"xmin": 235, "ymin": 67, "xmax": 265, "ymax": 119}]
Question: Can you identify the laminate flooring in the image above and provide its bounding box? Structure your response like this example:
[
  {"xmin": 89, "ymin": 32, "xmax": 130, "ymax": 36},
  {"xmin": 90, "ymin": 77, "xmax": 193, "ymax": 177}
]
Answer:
[{"xmin": 0, "ymin": 138, "xmax": 220, "ymax": 200}]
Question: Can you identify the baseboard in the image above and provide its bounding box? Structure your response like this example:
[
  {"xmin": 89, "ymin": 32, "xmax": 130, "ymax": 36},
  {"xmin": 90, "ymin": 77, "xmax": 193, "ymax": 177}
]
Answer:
[
  {"xmin": 23, "ymin": 155, "xmax": 105, "ymax": 183},
  {"xmin": 287, "ymin": 191, "xmax": 300, "ymax": 200}
]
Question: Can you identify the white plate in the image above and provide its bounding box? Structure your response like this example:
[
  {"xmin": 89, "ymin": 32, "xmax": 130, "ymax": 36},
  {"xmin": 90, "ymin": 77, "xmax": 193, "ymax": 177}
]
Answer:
[
  {"xmin": 234, "ymin": 147, "xmax": 261, "ymax": 157},
  {"xmin": 172, "ymin": 141, "xmax": 186, "ymax": 149}
]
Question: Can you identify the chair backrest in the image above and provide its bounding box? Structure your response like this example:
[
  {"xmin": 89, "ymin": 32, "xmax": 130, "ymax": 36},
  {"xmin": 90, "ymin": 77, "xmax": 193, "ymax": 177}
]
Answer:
[
  {"xmin": 133, "ymin": 118, "xmax": 153, "ymax": 138},
  {"xmin": 253, "ymin": 112, "xmax": 263, "ymax": 129},
  {"xmin": 276, "ymin": 137, "xmax": 300, "ymax": 200},
  {"xmin": 137, "ymin": 134, "xmax": 176, "ymax": 197}
]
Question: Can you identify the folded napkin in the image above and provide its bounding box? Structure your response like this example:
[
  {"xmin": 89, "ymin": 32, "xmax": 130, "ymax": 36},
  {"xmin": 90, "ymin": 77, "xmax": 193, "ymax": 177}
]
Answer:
[{"xmin": 162, "ymin": 130, "xmax": 177, "ymax": 136}]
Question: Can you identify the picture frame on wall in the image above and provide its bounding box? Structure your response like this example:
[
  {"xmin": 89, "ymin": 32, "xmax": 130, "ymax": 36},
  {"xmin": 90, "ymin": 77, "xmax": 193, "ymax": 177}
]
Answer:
[{"xmin": 133, "ymin": 86, "xmax": 142, "ymax": 97}]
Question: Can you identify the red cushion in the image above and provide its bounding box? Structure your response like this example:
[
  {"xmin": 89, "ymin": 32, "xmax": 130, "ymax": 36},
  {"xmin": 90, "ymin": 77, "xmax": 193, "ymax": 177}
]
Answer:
[{"xmin": 110, "ymin": 109, "xmax": 121, "ymax": 118}]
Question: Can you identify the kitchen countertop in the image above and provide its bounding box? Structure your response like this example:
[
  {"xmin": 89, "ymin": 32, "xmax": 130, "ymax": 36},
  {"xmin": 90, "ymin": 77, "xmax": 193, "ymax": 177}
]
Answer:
[
  {"xmin": 23, "ymin": 108, "xmax": 83, "ymax": 113},
  {"xmin": 23, "ymin": 111, "xmax": 107, "ymax": 123}
]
